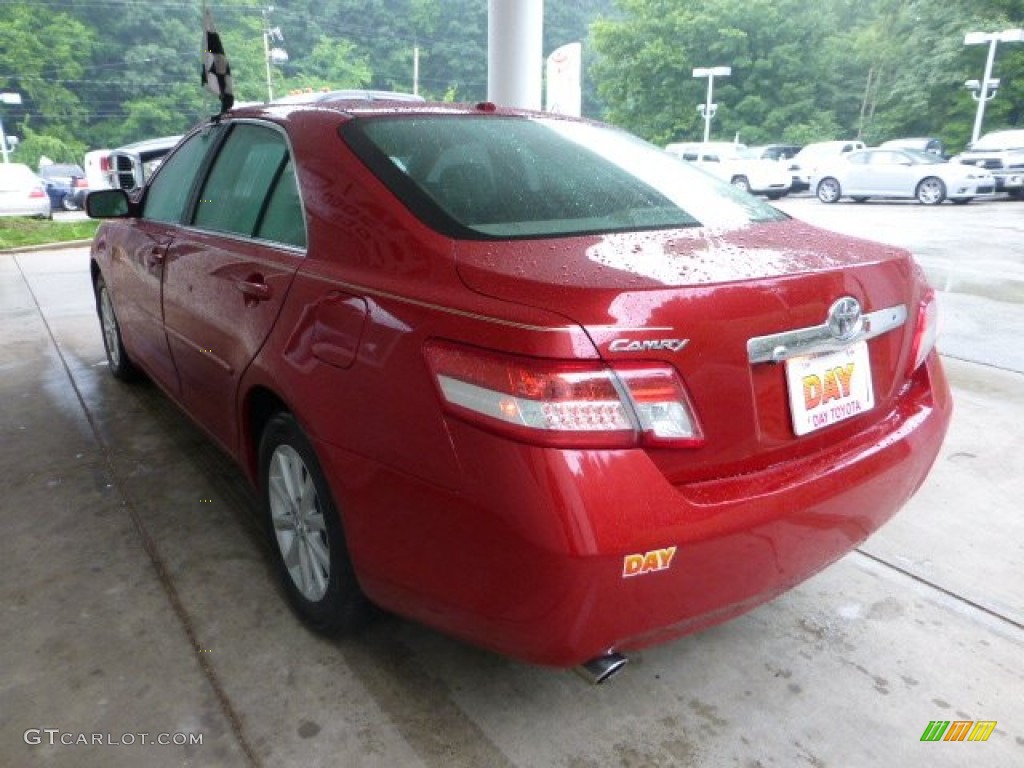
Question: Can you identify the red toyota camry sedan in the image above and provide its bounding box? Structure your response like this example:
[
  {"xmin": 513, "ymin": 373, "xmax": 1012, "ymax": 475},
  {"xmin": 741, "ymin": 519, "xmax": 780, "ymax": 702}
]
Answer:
[{"xmin": 87, "ymin": 96, "xmax": 951, "ymax": 682}]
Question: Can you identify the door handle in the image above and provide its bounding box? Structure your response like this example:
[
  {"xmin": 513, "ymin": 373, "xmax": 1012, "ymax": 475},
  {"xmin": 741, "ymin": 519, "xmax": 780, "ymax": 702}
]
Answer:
[
  {"xmin": 236, "ymin": 277, "xmax": 272, "ymax": 302},
  {"xmin": 145, "ymin": 245, "xmax": 166, "ymax": 268}
]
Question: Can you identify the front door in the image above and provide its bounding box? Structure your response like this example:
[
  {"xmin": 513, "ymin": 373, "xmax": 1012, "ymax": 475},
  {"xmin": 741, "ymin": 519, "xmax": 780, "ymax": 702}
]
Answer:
[{"xmin": 109, "ymin": 128, "xmax": 223, "ymax": 393}]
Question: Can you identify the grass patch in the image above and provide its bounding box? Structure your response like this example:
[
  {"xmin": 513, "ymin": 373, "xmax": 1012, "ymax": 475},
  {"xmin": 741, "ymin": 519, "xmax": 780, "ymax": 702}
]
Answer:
[{"xmin": 0, "ymin": 217, "xmax": 100, "ymax": 250}]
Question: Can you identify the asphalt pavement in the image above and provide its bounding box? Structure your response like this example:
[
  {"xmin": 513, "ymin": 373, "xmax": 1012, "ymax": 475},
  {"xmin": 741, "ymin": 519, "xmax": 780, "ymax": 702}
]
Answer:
[{"xmin": 1, "ymin": 227, "xmax": 1022, "ymax": 767}]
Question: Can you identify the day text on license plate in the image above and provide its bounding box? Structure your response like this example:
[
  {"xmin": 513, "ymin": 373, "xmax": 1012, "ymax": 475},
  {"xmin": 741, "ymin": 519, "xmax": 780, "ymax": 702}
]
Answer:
[{"xmin": 785, "ymin": 341, "xmax": 874, "ymax": 436}]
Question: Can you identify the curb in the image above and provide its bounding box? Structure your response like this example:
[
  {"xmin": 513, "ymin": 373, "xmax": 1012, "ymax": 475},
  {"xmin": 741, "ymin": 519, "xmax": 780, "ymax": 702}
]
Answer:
[{"xmin": 0, "ymin": 239, "xmax": 94, "ymax": 254}]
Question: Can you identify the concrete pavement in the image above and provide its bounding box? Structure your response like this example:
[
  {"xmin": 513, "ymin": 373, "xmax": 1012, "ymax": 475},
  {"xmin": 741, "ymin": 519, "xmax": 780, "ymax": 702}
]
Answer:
[{"xmin": 2, "ymin": 245, "xmax": 1022, "ymax": 767}]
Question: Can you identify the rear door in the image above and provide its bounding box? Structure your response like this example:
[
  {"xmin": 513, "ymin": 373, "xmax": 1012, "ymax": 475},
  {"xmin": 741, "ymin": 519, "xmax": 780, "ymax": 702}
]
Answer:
[{"xmin": 161, "ymin": 122, "xmax": 306, "ymax": 454}]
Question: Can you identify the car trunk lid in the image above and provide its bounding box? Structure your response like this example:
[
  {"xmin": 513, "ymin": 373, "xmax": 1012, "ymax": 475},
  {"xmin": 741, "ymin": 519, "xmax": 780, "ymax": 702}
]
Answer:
[{"xmin": 455, "ymin": 218, "xmax": 924, "ymax": 483}]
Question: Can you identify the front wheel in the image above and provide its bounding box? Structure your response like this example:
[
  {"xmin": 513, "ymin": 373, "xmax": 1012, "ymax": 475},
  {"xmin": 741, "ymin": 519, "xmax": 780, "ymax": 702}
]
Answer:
[
  {"xmin": 95, "ymin": 275, "xmax": 138, "ymax": 381},
  {"xmin": 260, "ymin": 412, "xmax": 370, "ymax": 635},
  {"xmin": 730, "ymin": 175, "xmax": 751, "ymax": 193},
  {"xmin": 817, "ymin": 177, "xmax": 842, "ymax": 203},
  {"xmin": 62, "ymin": 195, "xmax": 79, "ymax": 211},
  {"xmin": 916, "ymin": 177, "xmax": 946, "ymax": 205}
]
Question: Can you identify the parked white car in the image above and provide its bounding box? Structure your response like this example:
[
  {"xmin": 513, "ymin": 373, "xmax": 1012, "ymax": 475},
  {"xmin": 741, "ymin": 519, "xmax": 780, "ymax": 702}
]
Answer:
[
  {"xmin": 790, "ymin": 140, "xmax": 866, "ymax": 191},
  {"xmin": 665, "ymin": 142, "xmax": 792, "ymax": 198},
  {"xmin": 0, "ymin": 163, "xmax": 52, "ymax": 219},
  {"xmin": 813, "ymin": 148, "xmax": 995, "ymax": 205}
]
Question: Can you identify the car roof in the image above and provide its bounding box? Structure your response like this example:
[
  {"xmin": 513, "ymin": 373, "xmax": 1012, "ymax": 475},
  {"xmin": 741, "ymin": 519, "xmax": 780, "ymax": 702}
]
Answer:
[
  {"xmin": 666, "ymin": 141, "xmax": 745, "ymax": 152},
  {"xmin": 0, "ymin": 162, "xmax": 36, "ymax": 177},
  {"xmin": 40, "ymin": 163, "xmax": 84, "ymax": 173},
  {"xmin": 228, "ymin": 98, "xmax": 563, "ymax": 124},
  {"xmin": 880, "ymin": 137, "xmax": 940, "ymax": 147},
  {"xmin": 980, "ymin": 129, "xmax": 1024, "ymax": 142},
  {"xmin": 269, "ymin": 89, "xmax": 426, "ymax": 105},
  {"xmin": 113, "ymin": 135, "xmax": 183, "ymax": 153}
]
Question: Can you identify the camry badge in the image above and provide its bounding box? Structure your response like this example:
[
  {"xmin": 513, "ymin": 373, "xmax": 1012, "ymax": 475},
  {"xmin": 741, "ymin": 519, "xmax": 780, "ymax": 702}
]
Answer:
[
  {"xmin": 608, "ymin": 338, "xmax": 689, "ymax": 353},
  {"xmin": 826, "ymin": 297, "xmax": 863, "ymax": 342}
]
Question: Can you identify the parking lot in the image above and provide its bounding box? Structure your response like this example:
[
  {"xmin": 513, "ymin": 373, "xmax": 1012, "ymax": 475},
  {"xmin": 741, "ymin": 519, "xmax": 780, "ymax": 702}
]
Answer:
[{"xmin": 2, "ymin": 197, "xmax": 1023, "ymax": 767}]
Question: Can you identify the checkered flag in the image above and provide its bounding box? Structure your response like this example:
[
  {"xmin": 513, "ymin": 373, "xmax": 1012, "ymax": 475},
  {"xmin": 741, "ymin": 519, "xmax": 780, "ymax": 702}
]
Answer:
[{"xmin": 202, "ymin": 6, "xmax": 234, "ymax": 113}]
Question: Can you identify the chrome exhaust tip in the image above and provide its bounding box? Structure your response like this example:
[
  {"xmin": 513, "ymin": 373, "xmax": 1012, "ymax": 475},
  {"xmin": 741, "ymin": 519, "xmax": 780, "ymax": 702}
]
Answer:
[{"xmin": 575, "ymin": 652, "xmax": 628, "ymax": 685}]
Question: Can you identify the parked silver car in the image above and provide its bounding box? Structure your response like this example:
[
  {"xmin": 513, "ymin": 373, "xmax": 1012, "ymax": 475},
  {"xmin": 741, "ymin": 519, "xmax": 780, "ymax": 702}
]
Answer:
[{"xmin": 814, "ymin": 148, "xmax": 995, "ymax": 205}]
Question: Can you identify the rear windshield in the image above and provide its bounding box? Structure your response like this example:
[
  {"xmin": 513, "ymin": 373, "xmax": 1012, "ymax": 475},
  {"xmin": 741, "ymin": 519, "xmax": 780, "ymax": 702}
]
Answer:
[{"xmin": 341, "ymin": 115, "xmax": 785, "ymax": 239}]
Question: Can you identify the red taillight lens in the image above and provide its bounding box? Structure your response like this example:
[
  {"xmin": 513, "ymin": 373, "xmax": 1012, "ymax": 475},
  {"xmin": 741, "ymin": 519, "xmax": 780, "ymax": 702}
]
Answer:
[
  {"xmin": 910, "ymin": 290, "xmax": 938, "ymax": 372},
  {"xmin": 73, "ymin": 177, "xmax": 89, "ymax": 189},
  {"xmin": 99, "ymin": 156, "xmax": 111, "ymax": 172},
  {"xmin": 424, "ymin": 341, "xmax": 703, "ymax": 449},
  {"xmin": 29, "ymin": 187, "xmax": 46, "ymax": 198}
]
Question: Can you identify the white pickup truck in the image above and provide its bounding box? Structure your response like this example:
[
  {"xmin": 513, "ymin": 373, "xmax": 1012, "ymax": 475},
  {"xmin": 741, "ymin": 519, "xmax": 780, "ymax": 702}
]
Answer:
[
  {"xmin": 665, "ymin": 141, "xmax": 792, "ymax": 199},
  {"xmin": 952, "ymin": 129, "xmax": 1024, "ymax": 198}
]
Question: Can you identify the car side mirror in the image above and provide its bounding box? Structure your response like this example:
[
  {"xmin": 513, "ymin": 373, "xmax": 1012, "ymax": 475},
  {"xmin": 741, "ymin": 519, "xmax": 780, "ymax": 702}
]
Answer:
[{"xmin": 86, "ymin": 188, "xmax": 132, "ymax": 219}]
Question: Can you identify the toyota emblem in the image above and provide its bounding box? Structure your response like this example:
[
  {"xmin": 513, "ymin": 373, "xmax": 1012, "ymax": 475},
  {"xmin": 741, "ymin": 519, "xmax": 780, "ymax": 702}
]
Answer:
[{"xmin": 827, "ymin": 296, "xmax": 863, "ymax": 341}]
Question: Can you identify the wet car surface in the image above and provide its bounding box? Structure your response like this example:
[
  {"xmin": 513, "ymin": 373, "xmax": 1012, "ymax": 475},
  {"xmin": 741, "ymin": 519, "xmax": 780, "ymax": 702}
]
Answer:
[{"xmin": 85, "ymin": 97, "xmax": 951, "ymax": 671}]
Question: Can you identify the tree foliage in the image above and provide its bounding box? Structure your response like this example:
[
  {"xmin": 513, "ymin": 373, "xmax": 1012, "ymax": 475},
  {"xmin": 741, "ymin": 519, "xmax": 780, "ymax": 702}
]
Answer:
[
  {"xmin": 592, "ymin": 0, "xmax": 1024, "ymax": 150},
  {"xmin": 0, "ymin": 0, "xmax": 1020, "ymax": 169}
]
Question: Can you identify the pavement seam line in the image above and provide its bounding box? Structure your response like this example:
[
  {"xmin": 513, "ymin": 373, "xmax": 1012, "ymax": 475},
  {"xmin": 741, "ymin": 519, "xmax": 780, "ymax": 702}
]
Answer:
[
  {"xmin": 940, "ymin": 351, "xmax": 1024, "ymax": 376},
  {"xmin": 853, "ymin": 547, "xmax": 1023, "ymax": 632},
  {"xmin": 15, "ymin": 253, "xmax": 262, "ymax": 768}
]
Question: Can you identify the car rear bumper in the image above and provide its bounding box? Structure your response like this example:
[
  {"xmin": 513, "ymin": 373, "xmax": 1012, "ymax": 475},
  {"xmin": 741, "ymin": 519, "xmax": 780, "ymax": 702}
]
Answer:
[
  {"xmin": 320, "ymin": 353, "xmax": 951, "ymax": 668},
  {"xmin": 0, "ymin": 201, "xmax": 52, "ymax": 218}
]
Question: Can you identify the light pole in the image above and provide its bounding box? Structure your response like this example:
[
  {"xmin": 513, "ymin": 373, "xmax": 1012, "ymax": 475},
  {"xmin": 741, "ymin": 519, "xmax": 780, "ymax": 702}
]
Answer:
[
  {"xmin": 0, "ymin": 92, "xmax": 22, "ymax": 164},
  {"xmin": 692, "ymin": 66, "xmax": 730, "ymax": 143},
  {"xmin": 262, "ymin": 7, "xmax": 288, "ymax": 101},
  {"xmin": 963, "ymin": 29, "xmax": 1024, "ymax": 145}
]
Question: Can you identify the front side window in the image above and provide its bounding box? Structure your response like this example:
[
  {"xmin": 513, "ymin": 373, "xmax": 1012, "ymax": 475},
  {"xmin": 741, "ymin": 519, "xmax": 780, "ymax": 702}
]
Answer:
[
  {"xmin": 143, "ymin": 130, "xmax": 220, "ymax": 224},
  {"xmin": 342, "ymin": 116, "xmax": 785, "ymax": 240}
]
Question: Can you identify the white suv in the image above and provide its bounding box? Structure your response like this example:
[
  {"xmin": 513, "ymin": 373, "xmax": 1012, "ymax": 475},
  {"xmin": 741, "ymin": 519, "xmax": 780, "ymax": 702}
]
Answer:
[
  {"xmin": 665, "ymin": 142, "xmax": 792, "ymax": 199},
  {"xmin": 790, "ymin": 140, "xmax": 865, "ymax": 191}
]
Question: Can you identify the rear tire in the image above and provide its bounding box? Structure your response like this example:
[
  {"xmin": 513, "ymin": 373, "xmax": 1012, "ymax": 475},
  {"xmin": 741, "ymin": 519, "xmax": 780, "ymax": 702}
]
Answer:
[
  {"xmin": 259, "ymin": 412, "xmax": 370, "ymax": 635},
  {"xmin": 95, "ymin": 275, "xmax": 139, "ymax": 381},
  {"xmin": 817, "ymin": 177, "xmax": 841, "ymax": 203}
]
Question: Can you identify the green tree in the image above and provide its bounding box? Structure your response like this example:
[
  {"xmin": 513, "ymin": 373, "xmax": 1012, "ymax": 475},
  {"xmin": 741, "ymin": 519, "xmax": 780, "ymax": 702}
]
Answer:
[
  {"xmin": 0, "ymin": 2, "xmax": 94, "ymax": 149},
  {"xmin": 591, "ymin": 0, "xmax": 854, "ymax": 145}
]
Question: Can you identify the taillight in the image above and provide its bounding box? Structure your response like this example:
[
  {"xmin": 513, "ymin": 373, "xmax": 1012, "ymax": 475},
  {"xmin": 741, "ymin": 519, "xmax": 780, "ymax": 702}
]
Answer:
[
  {"xmin": 73, "ymin": 177, "xmax": 89, "ymax": 189},
  {"xmin": 424, "ymin": 341, "xmax": 703, "ymax": 449},
  {"xmin": 909, "ymin": 290, "xmax": 938, "ymax": 372},
  {"xmin": 99, "ymin": 156, "xmax": 111, "ymax": 172},
  {"xmin": 29, "ymin": 187, "xmax": 46, "ymax": 198}
]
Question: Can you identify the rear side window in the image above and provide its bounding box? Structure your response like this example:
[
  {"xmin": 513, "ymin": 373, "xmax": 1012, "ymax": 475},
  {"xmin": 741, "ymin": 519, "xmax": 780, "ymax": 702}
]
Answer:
[
  {"xmin": 342, "ymin": 115, "xmax": 784, "ymax": 240},
  {"xmin": 194, "ymin": 124, "xmax": 305, "ymax": 247}
]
